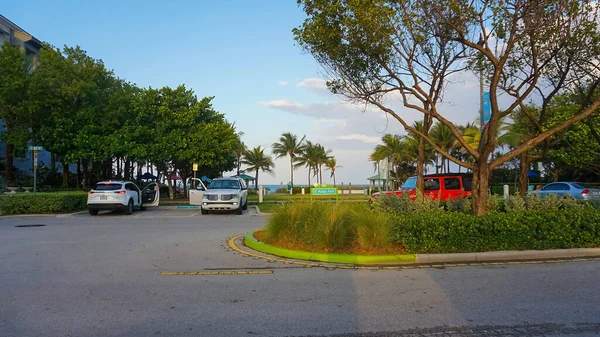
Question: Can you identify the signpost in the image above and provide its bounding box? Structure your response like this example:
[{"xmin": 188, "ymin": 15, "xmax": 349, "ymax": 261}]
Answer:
[
  {"xmin": 310, "ymin": 187, "xmax": 339, "ymax": 203},
  {"xmin": 192, "ymin": 163, "xmax": 198, "ymax": 188},
  {"xmin": 28, "ymin": 146, "xmax": 43, "ymax": 193}
]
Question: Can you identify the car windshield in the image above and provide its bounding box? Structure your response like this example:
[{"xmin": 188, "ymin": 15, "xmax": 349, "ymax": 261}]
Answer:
[
  {"xmin": 209, "ymin": 180, "xmax": 240, "ymax": 189},
  {"xmin": 401, "ymin": 177, "xmax": 417, "ymax": 189},
  {"xmin": 93, "ymin": 183, "xmax": 122, "ymax": 191}
]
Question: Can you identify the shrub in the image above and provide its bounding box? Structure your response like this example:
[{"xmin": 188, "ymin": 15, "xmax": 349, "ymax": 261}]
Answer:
[
  {"xmin": 352, "ymin": 205, "xmax": 392, "ymax": 251},
  {"xmin": 504, "ymin": 195, "xmax": 526, "ymax": 212},
  {"xmin": 486, "ymin": 195, "xmax": 499, "ymax": 212},
  {"xmin": 447, "ymin": 196, "xmax": 472, "ymax": 213},
  {"xmin": 264, "ymin": 202, "xmax": 353, "ymax": 251},
  {"xmin": 391, "ymin": 208, "xmax": 600, "ymax": 253},
  {"xmin": 0, "ymin": 192, "xmax": 88, "ymax": 215}
]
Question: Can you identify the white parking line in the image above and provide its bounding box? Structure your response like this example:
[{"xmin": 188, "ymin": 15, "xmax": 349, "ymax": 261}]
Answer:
[{"xmin": 189, "ymin": 212, "xmax": 199, "ymax": 217}]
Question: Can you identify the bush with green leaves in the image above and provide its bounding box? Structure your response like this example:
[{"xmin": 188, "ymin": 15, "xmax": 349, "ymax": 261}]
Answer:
[
  {"xmin": 504, "ymin": 195, "xmax": 526, "ymax": 213},
  {"xmin": 0, "ymin": 192, "xmax": 88, "ymax": 215},
  {"xmin": 391, "ymin": 208, "xmax": 600, "ymax": 253},
  {"xmin": 350, "ymin": 204, "xmax": 392, "ymax": 251}
]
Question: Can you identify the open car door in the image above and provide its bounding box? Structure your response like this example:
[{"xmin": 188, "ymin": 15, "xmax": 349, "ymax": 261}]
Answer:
[
  {"xmin": 188, "ymin": 178, "xmax": 207, "ymax": 206},
  {"xmin": 141, "ymin": 182, "xmax": 160, "ymax": 208}
]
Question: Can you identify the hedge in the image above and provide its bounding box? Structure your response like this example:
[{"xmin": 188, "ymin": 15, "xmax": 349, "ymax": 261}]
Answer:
[
  {"xmin": 391, "ymin": 208, "xmax": 600, "ymax": 253},
  {"xmin": 0, "ymin": 192, "xmax": 88, "ymax": 215}
]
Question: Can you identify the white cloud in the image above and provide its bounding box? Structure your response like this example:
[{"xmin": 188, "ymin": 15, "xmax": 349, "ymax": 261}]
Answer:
[
  {"xmin": 259, "ymin": 99, "xmax": 304, "ymax": 109},
  {"xmin": 336, "ymin": 134, "xmax": 381, "ymax": 144},
  {"xmin": 297, "ymin": 77, "xmax": 329, "ymax": 95},
  {"xmin": 278, "ymin": 81, "xmax": 288, "ymax": 86}
]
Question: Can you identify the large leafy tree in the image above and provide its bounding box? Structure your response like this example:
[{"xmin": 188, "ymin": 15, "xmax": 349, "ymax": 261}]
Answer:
[
  {"xmin": 0, "ymin": 42, "xmax": 31, "ymax": 185},
  {"xmin": 294, "ymin": 0, "xmax": 600, "ymax": 215},
  {"xmin": 241, "ymin": 146, "xmax": 274, "ymax": 189},
  {"xmin": 272, "ymin": 132, "xmax": 305, "ymax": 188}
]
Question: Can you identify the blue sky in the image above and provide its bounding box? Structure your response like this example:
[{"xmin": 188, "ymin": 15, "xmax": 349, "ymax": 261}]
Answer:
[{"xmin": 4, "ymin": 1, "xmax": 482, "ymax": 185}]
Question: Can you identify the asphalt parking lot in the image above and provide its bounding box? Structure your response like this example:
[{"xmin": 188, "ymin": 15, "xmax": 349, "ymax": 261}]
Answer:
[{"xmin": 1, "ymin": 208, "xmax": 600, "ymax": 337}]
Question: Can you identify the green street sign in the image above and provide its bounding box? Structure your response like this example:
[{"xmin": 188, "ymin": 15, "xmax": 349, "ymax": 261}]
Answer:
[
  {"xmin": 312, "ymin": 188, "xmax": 337, "ymax": 195},
  {"xmin": 28, "ymin": 146, "xmax": 44, "ymax": 151},
  {"xmin": 310, "ymin": 187, "xmax": 339, "ymax": 203}
]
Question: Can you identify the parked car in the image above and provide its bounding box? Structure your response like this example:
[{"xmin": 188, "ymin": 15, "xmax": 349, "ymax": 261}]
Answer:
[
  {"xmin": 371, "ymin": 173, "xmax": 472, "ymax": 201},
  {"xmin": 529, "ymin": 182, "xmax": 600, "ymax": 200},
  {"xmin": 201, "ymin": 178, "xmax": 248, "ymax": 215},
  {"xmin": 87, "ymin": 181, "xmax": 160, "ymax": 215}
]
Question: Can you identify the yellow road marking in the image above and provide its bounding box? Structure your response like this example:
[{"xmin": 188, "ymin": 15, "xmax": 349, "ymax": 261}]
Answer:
[
  {"xmin": 161, "ymin": 270, "xmax": 273, "ymax": 276},
  {"xmin": 227, "ymin": 235, "xmax": 600, "ymax": 271}
]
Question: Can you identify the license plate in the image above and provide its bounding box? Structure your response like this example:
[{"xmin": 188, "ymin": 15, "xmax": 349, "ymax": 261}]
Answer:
[{"xmin": 100, "ymin": 195, "xmax": 107, "ymax": 200}]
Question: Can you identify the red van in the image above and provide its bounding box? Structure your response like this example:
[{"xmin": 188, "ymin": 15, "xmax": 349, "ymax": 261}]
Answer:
[{"xmin": 371, "ymin": 173, "xmax": 472, "ymax": 201}]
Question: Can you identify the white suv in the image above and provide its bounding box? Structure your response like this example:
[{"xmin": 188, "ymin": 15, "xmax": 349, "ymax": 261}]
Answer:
[
  {"xmin": 87, "ymin": 181, "xmax": 160, "ymax": 215},
  {"xmin": 201, "ymin": 178, "xmax": 248, "ymax": 215}
]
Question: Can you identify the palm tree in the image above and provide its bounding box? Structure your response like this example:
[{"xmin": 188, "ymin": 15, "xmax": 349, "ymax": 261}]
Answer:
[
  {"xmin": 294, "ymin": 141, "xmax": 323, "ymax": 186},
  {"xmin": 314, "ymin": 143, "xmax": 332, "ymax": 185},
  {"xmin": 272, "ymin": 132, "xmax": 305, "ymax": 188},
  {"xmin": 241, "ymin": 146, "xmax": 274, "ymax": 189},
  {"xmin": 370, "ymin": 134, "xmax": 415, "ymax": 188},
  {"xmin": 325, "ymin": 157, "xmax": 342, "ymax": 186},
  {"xmin": 430, "ymin": 122, "xmax": 456, "ymax": 173},
  {"xmin": 234, "ymin": 139, "xmax": 247, "ymax": 176}
]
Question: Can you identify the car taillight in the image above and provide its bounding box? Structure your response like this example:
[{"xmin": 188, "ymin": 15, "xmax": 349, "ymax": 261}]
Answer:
[
  {"xmin": 582, "ymin": 189, "xmax": 590, "ymax": 195},
  {"xmin": 88, "ymin": 191, "xmax": 94, "ymax": 195},
  {"xmin": 114, "ymin": 191, "xmax": 126, "ymax": 194}
]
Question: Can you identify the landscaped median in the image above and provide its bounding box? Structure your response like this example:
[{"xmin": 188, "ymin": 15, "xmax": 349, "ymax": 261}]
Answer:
[
  {"xmin": 244, "ymin": 232, "xmax": 416, "ymax": 264},
  {"xmin": 242, "ymin": 194, "xmax": 600, "ymax": 265}
]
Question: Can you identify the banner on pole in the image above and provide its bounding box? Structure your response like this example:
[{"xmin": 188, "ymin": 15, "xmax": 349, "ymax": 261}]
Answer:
[{"xmin": 482, "ymin": 92, "xmax": 491, "ymax": 124}]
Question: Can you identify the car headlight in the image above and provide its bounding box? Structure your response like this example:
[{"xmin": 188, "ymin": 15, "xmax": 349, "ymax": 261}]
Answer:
[
  {"xmin": 231, "ymin": 194, "xmax": 240, "ymax": 199},
  {"xmin": 203, "ymin": 194, "xmax": 209, "ymax": 199}
]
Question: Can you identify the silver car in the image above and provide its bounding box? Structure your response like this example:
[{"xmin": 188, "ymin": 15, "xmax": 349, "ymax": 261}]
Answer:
[
  {"xmin": 529, "ymin": 182, "xmax": 600, "ymax": 200},
  {"xmin": 201, "ymin": 178, "xmax": 248, "ymax": 215}
]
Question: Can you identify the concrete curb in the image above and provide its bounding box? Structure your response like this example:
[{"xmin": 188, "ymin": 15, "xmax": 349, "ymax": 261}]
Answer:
[
  {"xmin": 1, "ymin": 210, "xmax": 88, "ymax": 218},
  {"xmin": 244, "ymin": 232, "xmax": 416, "ymax": 265},
  {"xmin": 244, "ymin": 232, "xmax": 600, "ymax": 266},
  {"xmin": 416, "ymin": 248, "xmax": 600, "ymax": 264}
]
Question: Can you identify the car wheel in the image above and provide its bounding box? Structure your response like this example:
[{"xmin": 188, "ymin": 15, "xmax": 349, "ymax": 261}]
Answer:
[
  {"xmin": 126, "ymin": 200, "xmax": 134, "ymax": 215},
  {"xmin": 89, "ymin": 209, "xmax": 99, "ymax": 216},
  {"xmin": 242, "ymin": 198, "xmax": 248, "ymax": 210},
  {"xmin": 235, "ymin": 204, "xmax": 243, "ymax": 215},
  {"xmin": 201, "ymin": 208, "xmax": 209, "ymax": 215}
]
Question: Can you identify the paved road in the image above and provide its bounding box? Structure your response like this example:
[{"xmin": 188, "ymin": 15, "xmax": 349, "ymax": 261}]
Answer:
[{"xmin": 1, "ymin": 208, "xmax": 599, "ymax": 337}]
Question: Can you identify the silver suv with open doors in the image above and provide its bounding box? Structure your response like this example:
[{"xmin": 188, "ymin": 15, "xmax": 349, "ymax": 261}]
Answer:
[{"xmin": 87, "ymin": 181, "xmax": 160, "ymax": 215}]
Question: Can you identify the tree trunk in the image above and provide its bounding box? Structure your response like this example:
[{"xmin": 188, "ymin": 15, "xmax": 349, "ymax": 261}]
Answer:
[
  {"xmin": 182, "ymin": 174, "xmax": 188, "ymax": 199},
  {"xmin": 290, "ymin": 158, "xmax": 294, "ymax": 188},
  {"xmin": 471, "ymin": 163, "xmax": 490, "ymax": 216},
  {"xmin": 167, "ymin": 176, "xmax": 174, "ymax": 200},
  {"xmin": 77, "ymin": 159, "xmax": 82, "ymax": 189},
  {"xmin": 237, "ymin": 155, "xmax": 241, "ymax": 176},
  {"xmin": 447, "ymin": 157, "xmax": 450, "ymax": 173},
  {"xmin": 333, "ymin": 173, "xmax": 336, "ymax": 187},
  {"xmin": 307, "ymin": 166, "xmax": 311, "ymax": 187},
  {"xmin": 82, "ymin": 159, "xmax": 89, "ymax": 189},
  {"xmin": 50, "ymin": 153, "xmax": 56, "ymax": 171},
  {"xmin": 518, "ymin": 152, "xmax": 529, "ymax": 197},
  {"xmin": 5, "ymin": 143, "xmax": 15, "ymax": 186},
  {"xmin": 255, "ymin": 169, "xmax": 259, "ymax": 189},
  {"xmin": 553, "ymin": 165, "xmax": 559, "ymax": 182},
  {"xmin": 124, "ymin": 160, "xmax": 130, "ymax": 180},
  {"xmin": 416, "ymin": 137, "xmax": 426, "ymax": 191},
  {"xmin": 62, "ymin": 161, "xmax": 69, "ymax": 187},
  {"xmin": 319, "ymin": 165, "xmax": 323, "ymax": 185}
]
